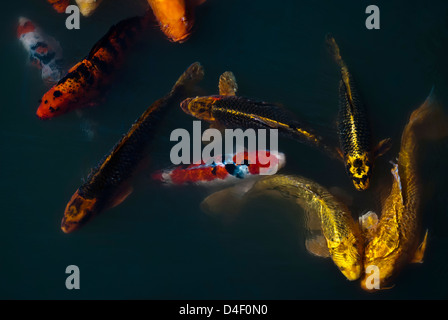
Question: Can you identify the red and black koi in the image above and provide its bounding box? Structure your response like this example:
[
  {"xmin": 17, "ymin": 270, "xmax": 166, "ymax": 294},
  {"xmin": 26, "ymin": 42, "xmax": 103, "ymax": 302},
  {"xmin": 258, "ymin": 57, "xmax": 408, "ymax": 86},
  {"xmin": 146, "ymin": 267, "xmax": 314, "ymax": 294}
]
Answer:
[
  {"xmin": 37, "ymin": 13, "xmax": 150, "ymax": 119},
  {"xmin": 152, "ymin": 150, "xmax": 286, "ymax": 186},
  {"xmin": 61, "ymin": 62, "xmax": 204, "ymax": 233}
]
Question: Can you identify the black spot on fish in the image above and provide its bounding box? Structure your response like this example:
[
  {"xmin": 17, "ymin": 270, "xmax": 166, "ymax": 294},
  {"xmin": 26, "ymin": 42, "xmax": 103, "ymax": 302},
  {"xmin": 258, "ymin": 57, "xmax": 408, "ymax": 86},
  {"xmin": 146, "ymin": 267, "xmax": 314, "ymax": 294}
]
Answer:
[
  {"xmin": 114, "ymin": 36, "xmax": 128, "ymax": 51},
  {"xmin": 44, "ymin": 100, "xmax": 48, "ymax": 104},
  {"xmin": 49, "ymin": 106, "xmax": 55, "ymax": 113},
  {"xmin": 211, "ymin": 166, "xmax": 217, "ymax": 175},
  {"xmin": 353, "ymin": 158, "xmax": 363, "ymax": 168},
  {"xmin": 76, "ymin": 63, "xmax": 94, "ymax": 86},
  {"xmin": 30, "ymin": 42, "xmax": 48, "ymax": 51},
  {"xmin": 53, "ymin": 90, "xmax": 62, "ymax": 98},
  {"xmin": 91, "ymin": 56, "xmax": 111, "ymax": 74},
  {"xmin": 225, "ymin": 164, "xmax": 236, "ymax": 175},
  {"xmin": 102, "ymin": 41, "xmax": 119, "ymax": 58},
  {"xmin": 39, "ymin": 51, "xmax": 56, "ymax": 65}
]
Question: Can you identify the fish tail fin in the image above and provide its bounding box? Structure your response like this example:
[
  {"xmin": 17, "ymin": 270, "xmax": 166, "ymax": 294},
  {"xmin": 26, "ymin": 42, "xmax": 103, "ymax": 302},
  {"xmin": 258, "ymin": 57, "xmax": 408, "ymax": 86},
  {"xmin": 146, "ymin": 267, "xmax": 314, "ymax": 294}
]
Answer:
[
  {"xmin": 200, "ymin": 180, "xmax": 257, "ymax": 220},
  {"xmin": 151, "ymin": 170, "xmax": 164, "ymax": 182},
  {"xmin": 325, "ymin": 33, "xmax": 345, "ymax": 69},
  {"xmin": 171, "ymin": 62, "xmax": 204, "ymax": 95},
  {"xmin": 406, "ymin": 86, "xmax": 448, "ymax": 140}
]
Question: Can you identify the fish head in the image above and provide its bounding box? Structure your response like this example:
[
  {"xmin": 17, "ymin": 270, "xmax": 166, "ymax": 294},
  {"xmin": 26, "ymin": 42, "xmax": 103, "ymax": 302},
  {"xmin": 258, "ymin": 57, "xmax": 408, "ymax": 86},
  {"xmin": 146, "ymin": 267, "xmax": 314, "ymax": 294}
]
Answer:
[
  {"xmin": 76, "ymin": 0, "xmax": 103, "ymax": 17},
  {"xmin": 152, "ymin": 0, "xmax": 193, "ymax": 42},
  {"xmin": 180, "ymin": 96, "xmax": 216, "ymax": 121},
  {"xmin": 328, "ymin": 232, "xmax": 363, "ymax": 281},
  {"xmin": 345, "ymin": 153, "xmax": 372, "ymax": 191},
  {"xmin": 17, "ymin": 17, "xmax": 36, "ymax": 38},
  {"xmin": 36, "ymin": 86, "xmax": 70, "ymax": 119},
  {"xmin": 61, "ymin": 190, "xmax": 97, "ymax": 233},
  {"xmin": 360, "ymin": 256, "xmax": 397, "ymax": 291}
]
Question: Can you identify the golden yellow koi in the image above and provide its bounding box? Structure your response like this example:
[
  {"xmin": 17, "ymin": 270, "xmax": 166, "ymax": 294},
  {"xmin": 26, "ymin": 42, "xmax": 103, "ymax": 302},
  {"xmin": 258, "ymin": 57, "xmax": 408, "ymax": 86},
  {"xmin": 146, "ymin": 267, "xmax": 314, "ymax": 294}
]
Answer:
[
  {"xmin": 326, "ymin": 34, "xmax": 391, "ymax": 191},
  {"xmin": 360, "ymin": 88, "xmax": 448, "ymax": 290},
  {"xmin": 203, "ymin": 174, "xmax": 364, "ymax": 281}
]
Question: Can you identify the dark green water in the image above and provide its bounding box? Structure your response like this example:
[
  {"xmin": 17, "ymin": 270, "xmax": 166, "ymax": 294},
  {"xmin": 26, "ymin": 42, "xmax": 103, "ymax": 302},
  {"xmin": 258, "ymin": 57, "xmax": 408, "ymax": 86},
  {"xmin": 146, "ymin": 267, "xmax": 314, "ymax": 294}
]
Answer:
[{"xmin": 1, "ymin": 0, "xmax": 448, "ymax": 299}]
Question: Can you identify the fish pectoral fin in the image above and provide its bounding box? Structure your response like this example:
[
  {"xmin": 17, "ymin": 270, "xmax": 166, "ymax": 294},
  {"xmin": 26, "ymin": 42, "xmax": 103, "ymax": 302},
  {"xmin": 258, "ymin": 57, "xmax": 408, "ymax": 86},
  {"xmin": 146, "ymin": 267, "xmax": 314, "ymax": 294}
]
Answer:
[
  {"xmin": 411, "ymin": 229, "xmax": 429, "ymax": 263},
  {"xmin": 373, "ymin": 138, "xmax": 392, "ymax": 158},
  {"xmin": 359, "ymin": 211, "xmax": 379, "ymax": 241},
  {"xmin": 108, "ymin": 184, "xmax": 134, "ymax": 209},
  {"xmin": 336, "ymin": 147, "xmax": 345, "ymax": 162},
  {"xmin": 305, "ymin": 234, "xmax": 330, "ymax": 258},
  {"xmin": 359, "ymin": 210, "xmax": 379, "ymax": 229},
  {"xmin": 218, "ymin": 71, "xmax": 238, "ymax": 96},
  {"xmin": 200, "ymin": 181, "xmax": 256, "ymax": 222}
]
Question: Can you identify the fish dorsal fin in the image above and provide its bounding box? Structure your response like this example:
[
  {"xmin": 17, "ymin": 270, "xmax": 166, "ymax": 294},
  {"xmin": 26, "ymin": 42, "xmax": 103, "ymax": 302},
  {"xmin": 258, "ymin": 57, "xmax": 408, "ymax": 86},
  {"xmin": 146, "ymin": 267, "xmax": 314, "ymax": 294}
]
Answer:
[
  {"xmin": 390, "ymin": 162, "xmax": 404, "ymax": 204},
  {"xmin": 218, "ymin": 71, "xmax": 238, "ymax": 96},
  {"xmin": 411, "ymin": 229, "xmax": 429, "ymax": 263}
]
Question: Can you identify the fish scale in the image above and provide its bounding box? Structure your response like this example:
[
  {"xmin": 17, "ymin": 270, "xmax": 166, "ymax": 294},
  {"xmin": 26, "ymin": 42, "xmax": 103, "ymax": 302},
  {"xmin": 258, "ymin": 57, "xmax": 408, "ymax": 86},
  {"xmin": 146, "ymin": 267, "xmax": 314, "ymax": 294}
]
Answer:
[{"xmin": 337, "ymin": 78, "xmax": 371, "ymax": 156}]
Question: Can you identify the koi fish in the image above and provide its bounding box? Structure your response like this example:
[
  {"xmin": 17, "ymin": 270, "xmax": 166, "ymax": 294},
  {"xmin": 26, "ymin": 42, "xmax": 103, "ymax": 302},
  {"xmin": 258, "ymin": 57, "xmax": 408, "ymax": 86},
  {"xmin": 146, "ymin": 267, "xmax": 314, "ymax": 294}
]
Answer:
[
  {"xmin": 36, "ymin": 13, "xmax": 150, "ymax": 119},
  {"xmin": 61, "ymin": 62, "xmax": 204, "ymax": 233},
  {"xmin": 360, "ymin": 88, "xmax": 448, "ymax": 290},
  {"xmin": 17, "ymin": 17, "xmax": 65, "ymax": 84},
  {"xmin": 326, "ymin": 34, "xmax": 391, "ymax": 191},
  {"xmin": 147, "ymin": 0, "xmax": 206, "ymax": 42},
  {"xmin": 47, "ymin": 0, "xmax": 70, "ymax": 13},
  {"xmin": 180, "ymin": 71, "xmax": 340, "ymax": 160},
  {"xmin": 202, "ymin": 174, "xmax": 364, "ymax": 281},
  {"xmin": 75, "ymin": 0, "xmax": 104, "ymax": 17},
  {"xmin": 152, "ymin": 150, "xmax": 285, "ymax": 186}
]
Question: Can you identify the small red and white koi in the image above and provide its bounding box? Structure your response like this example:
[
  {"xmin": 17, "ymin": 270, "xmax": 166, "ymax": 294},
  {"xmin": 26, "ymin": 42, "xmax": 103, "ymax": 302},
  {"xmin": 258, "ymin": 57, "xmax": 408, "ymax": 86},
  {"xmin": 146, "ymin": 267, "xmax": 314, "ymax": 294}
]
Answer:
[{"xmin": 152, "ymin": 150, "xmax": 286, "ymax": 186}]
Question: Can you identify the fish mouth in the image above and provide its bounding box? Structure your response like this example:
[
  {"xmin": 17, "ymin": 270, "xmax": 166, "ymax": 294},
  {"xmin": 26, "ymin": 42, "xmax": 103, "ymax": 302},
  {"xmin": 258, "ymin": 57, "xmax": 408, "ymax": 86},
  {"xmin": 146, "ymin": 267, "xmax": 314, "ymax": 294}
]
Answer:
[
  {"xmin": 341, "ymin": 266, "xmax": 362, "ymax": 281},
  {"xmin": 172, "ymin": 31, "xmax": 192, "ymax": 43},
  {"xmin": 180, "ymin": 97, "xmax": 193, "ymax": 114},
  {"xmin": 36, "ymin": 106, "xmax": 50, "ymax": 120}
]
